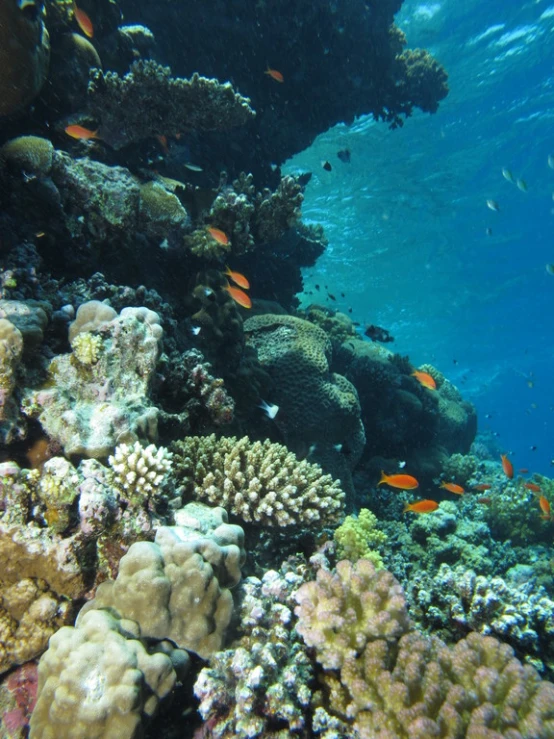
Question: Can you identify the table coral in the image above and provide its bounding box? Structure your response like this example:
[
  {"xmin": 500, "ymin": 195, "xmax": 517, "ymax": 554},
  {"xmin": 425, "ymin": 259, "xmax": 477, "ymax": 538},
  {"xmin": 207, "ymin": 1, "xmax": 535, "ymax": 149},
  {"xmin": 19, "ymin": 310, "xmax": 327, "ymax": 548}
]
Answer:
[
  {"xmin": 87, "ymin": 60, "xmax": 256, "ymax": 148},
  {"xmin": 171, "ymin": 434, "xmax": 345, "ymax": 527}
]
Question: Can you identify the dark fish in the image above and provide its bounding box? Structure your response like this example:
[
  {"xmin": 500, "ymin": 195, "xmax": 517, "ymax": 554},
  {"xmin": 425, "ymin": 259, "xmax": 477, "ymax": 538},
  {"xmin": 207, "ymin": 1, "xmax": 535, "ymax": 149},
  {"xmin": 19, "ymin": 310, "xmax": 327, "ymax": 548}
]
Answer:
[
  {"xmin": 341, "ymin": 292, "xmax": 345, "ymax": 297},
  {"xmin": 297, "ymin": 172, "xmax": 312, "ymax": 188},
  {"xmin": 315, "ymin": 284, "xmax": 320, "ymax": 290},
  {"xmin": 364, "ymin": 324, "xmax": 394, "ymax": 343},
  {"xmin": 348, "ymin": 307, "xmax": 353, "ymax": 313},
  {"xmin": 337, "ymin": 148, "xmax": 351, "ymax": 163},
  {"xmin": 328, "ymin": 293, "xmax": 336, "ymax": 300},
  {"xmin": 322, "ymin": 161, "xmax": 332, "ymax": 172}
]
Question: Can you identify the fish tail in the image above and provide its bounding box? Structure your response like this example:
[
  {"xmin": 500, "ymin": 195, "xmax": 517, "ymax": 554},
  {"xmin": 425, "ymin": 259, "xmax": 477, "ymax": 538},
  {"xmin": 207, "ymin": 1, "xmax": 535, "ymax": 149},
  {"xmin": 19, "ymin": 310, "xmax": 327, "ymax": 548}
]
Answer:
[
  {"xmin": 378, "ymin": 471, "xmax": 388, "ymax": 486},
  {"xmin": 402, "ymin": 502, "xmax": 411, "ymax": 513}
]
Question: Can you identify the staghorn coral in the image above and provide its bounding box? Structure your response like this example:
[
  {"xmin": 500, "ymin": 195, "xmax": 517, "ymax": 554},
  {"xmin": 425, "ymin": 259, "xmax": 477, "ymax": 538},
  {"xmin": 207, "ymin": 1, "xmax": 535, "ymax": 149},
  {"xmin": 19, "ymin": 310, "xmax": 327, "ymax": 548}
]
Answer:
[
  {"xmin": 195, "ymin": 566, "xmax": 313, "ymax": 738},
  {"xmin": 87, "ymin": 60, "xmax": 255, "ymax": 149},
  {"xmin": 295, "ymin": 559, "xmax": 554, "ymax": 739},
  {"xmin": 0, "ymin": 0, "xmax": 50, "ymax": 117},
  {"xmin": 333, "ymin": 508, "xmax": 387, "ymax": 566},
  {"xmin": 108, "ymin": 440, "xmax": 172, "ymax": 507},
  {"xmin": 29, "ymin": 609, "xmax": 179, "ymax": 739},
  {"xmin": 78, "ymin": 504, "xmax": 245, "ymax": 658},
  {"xmin": 171, "ymin": 434, "xmax": 345, "ymax": 527}
]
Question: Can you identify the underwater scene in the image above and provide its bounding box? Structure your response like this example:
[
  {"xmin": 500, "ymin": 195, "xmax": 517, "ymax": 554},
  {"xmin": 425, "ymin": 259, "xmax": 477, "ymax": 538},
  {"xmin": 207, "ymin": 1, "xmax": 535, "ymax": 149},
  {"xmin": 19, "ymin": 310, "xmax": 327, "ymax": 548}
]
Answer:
[{"xmin": 1, "ymin": 0, "xmax": 554, "ymax": 736}]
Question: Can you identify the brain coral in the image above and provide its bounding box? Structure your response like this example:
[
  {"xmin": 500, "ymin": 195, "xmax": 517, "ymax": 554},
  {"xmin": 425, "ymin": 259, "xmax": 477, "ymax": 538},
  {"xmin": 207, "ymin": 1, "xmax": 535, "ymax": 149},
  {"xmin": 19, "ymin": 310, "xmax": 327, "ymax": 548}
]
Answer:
[
  {"xmin": 171, "ymin": 434, "xmax": 345, "ymax": 527},
  {"xmin": 243, "ymin": 314, "xmax": 366, "ymax": 475}
]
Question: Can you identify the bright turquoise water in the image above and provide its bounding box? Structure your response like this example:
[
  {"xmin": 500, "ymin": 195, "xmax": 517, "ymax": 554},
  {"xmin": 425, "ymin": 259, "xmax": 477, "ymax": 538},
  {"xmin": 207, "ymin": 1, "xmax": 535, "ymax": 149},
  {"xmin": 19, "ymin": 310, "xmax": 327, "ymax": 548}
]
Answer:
[{"xmin": 286, "ymin": 0, "xmax": 554, "ymax": 475}]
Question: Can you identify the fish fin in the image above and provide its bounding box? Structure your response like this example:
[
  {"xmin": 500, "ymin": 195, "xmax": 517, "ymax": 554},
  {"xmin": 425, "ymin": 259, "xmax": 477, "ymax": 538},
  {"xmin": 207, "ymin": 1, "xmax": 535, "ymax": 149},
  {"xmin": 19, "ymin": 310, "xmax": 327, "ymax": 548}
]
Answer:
[
  {"xmin": 378, "ymin": 470, "xmax": 387, "ymax": 486},
  {"xmin": 403, "ymin": 502, "xmax": 410, "ymax": 513}
]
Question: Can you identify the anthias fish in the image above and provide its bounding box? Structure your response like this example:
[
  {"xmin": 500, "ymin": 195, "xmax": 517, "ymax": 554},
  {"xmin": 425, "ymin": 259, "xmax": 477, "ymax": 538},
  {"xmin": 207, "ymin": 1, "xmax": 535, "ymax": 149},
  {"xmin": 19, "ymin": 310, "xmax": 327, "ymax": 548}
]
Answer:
[
  {"xmin": 501, "ymin": 454, "xmax": 514, "ymax": 479},
  {"xmin": 440, "ymin": 481, "xmax": 464, "ymax": 495},
  {"xmin": 207, "ymin": 227, "xmax": 229, "ymax": 246},
  {"xmin": 65, "ymin": 124, "xmax": 99, "ymax": 140},
  {"xmin": 225, "ymin": 267, "xmax": 250, "ymax": 290},
  {"xmin": 412, "ymin": 370, "xmax": 436, "ymax": 390},
  {"xmin": 404, "ymin": 500, "xmax": 439, "ymax": 514},
  {"xmin": 378, "ymin": 471, "xmax": 419, "ymax": 490},
  {"xmin": 225, "ymin": 285, "xmax": 252, "ymax": 309},
  {"xmin": 265, "ymin": 68, "xmax": 284, "ymax": 83},
  {"xmin": 74, "ymin": 2, "xmax": 94, "ymax": 38}
]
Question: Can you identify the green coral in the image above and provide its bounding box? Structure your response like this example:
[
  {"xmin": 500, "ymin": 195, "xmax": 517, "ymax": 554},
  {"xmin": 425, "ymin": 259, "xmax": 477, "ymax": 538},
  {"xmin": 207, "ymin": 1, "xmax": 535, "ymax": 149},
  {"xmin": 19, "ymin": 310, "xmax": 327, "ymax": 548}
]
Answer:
[
  {"xmin": 0, "ymin": 136, "xmax": 54, "ymax": 176},
  {"xmin": 333, "ymin": 509, "xmax": 386, "ymax": 567}
]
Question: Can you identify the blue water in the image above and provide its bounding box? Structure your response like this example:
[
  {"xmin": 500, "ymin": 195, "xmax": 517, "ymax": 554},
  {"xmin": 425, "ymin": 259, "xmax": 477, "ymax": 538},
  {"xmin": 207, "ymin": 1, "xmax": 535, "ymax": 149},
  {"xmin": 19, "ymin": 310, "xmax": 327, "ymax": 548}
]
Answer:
[{"xmin": 285, "ymin": 0, "xmax": 554, "ymax": 475}]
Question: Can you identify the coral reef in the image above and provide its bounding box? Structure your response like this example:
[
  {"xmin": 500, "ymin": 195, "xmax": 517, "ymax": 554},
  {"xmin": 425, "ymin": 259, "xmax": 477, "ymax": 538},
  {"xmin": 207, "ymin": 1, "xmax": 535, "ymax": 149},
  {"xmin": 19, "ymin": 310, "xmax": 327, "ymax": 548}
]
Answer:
[
  {"xmin": 87, "ymin": 60, "xmax": 255, "ymax": 148},
  {"xmin": 29, "ymin": 609, "xmax": 179, "ymax": 739},
  {"xmin": 243, "ymin": 314, "xmax": 366, "ymax": 491},
  {"xmin": 0, "ymin": 318, "xmax": 24, "ymax": 444},
  {"xmin": 409, "ymin": 562, "xmax": 554, "ymax": 676},
  {"xmin": 333, "ymin": 508, "xmax": 387, "ymax": 566},
  {"xmin": 24, "ymin": 303, "xmax": 162, "ymax": 458},
  {"xmin": 108, "ymin": 441, "xmax": 172, "ymax": 506},
  {"xmin": 0, "ymin": 0, "xmax": 50, "ymax": 117},
  {"xmin": 195, "ymin": 565, "xmax": 313, "ymax": 738},
  {"xmin": 79, "ymin": 503, "xmax": 245, "ymax": 658},
  {"xmin": 172, "ymin": 434, "xmax": 345, "ymax": 527},
  {"xmin": 294, "ymin": 558, "xmax": 554, "ymax": 738}
]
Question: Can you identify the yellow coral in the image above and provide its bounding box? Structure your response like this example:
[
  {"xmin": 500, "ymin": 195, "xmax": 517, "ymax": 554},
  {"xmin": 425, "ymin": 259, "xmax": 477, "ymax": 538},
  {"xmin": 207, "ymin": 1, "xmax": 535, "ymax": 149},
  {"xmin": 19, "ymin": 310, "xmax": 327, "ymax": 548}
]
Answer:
[
  {"xmin": 71, "ymin": 331, "xmax": 103, "ymax": 365},
  {"xmin": 333, "ymin": 508, "xmax": 386, "ymax": 567}
]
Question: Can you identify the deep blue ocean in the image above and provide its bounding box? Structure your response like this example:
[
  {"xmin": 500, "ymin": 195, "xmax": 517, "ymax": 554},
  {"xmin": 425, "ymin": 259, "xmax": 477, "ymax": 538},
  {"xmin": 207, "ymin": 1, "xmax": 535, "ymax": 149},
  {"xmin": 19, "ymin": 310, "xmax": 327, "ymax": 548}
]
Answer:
[{"xmin": 285, "ymin": 0, "xmax": 554, "ymax": 476}]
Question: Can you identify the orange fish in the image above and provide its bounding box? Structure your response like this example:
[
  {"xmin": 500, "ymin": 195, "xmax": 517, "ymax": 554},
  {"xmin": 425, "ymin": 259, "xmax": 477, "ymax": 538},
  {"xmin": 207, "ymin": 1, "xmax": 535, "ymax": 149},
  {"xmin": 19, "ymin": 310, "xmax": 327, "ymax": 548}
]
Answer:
[
  {"xmin": 524, "ymin": 482, "xmax": 541, "ymax": 493},
  {"xmin": 538, "ymin": 496, "xmax": 552, "ymax": 520},
  {"xmin": 476, "ymin": 497, "xmax": 492, "ymax": 505},
  {"xmin": 404, "ymin": 499, "xmax": 439, "ymax": 514},
  {"xmin": 501, "ymin": 454, "xmax": 514, "ymax": 479},
  {"xmin": 74, "ymin": 2, "xmax": 94, "ymax": 38},
  {"xmin": 378, "ymin": 471, "xmax": 419, "ymax": 490},
  {"xmin": 65, "ymin": 124, "xmax": 99, "ymax": 140},
  {"xmin": 225, "ymin": 285, "xmax": 252, "ymax": 309},
  {"xmin": 265, "ymin": 67, "xmax": 284, "ymax": 83},
  {"xmin": 156, "ymin": 134, "xmax": 169, "ymax": 154},
  {"xmin": 207, "ymin": 227, "xmax": 230, "ymax": 247},
  {"xmin": 472, "ymin": 484, "xmax": 492, "ymax": 491},
  {"xmin": 440, "ymin": 481, "xmax": 464, "ymax": 495},
  {"xmin": 519, "ymin": 468, "xmax": 529, "ymax": 474},
  {"xmin": 411, "ymin": 370, "xmax": 436, "ymax": 390},
  {"xmin": 225, "ymin": 267, "xmax": 250, "ymax": 290}
]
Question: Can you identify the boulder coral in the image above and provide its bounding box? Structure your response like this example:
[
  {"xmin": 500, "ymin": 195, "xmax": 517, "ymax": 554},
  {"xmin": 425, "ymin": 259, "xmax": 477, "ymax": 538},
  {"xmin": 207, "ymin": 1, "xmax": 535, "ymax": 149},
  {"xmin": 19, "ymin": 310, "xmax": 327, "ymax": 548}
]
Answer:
[
  {"xmin": 24, "ymin": 303, "xmax": 162, "ymax": 458},
  {"xmin": 243, "ymin": 314, "xmax": 366, "ymax": 486}
]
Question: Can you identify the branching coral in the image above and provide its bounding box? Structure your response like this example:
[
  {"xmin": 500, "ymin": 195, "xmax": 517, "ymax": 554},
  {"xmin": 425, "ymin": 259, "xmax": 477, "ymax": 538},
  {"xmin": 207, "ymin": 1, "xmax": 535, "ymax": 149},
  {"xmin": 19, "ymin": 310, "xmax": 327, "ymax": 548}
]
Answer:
[
  {"xmin": 87, "ymin": 60, "xmax": 255, "ymax": 148},
  {"xmin": 333, "ymin": 508, "xmax": 387, "ymax": 566},
  {"xmin": 171, "ymin": 434, "xmax": 345, "ymax": 527},
  {"xmin": 195, "ymin": 566, "xmax": 313, "ymax": 738},
  {"xmin": 108, "ymin": 441, "xmax": 172, "ymax": 506}
]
